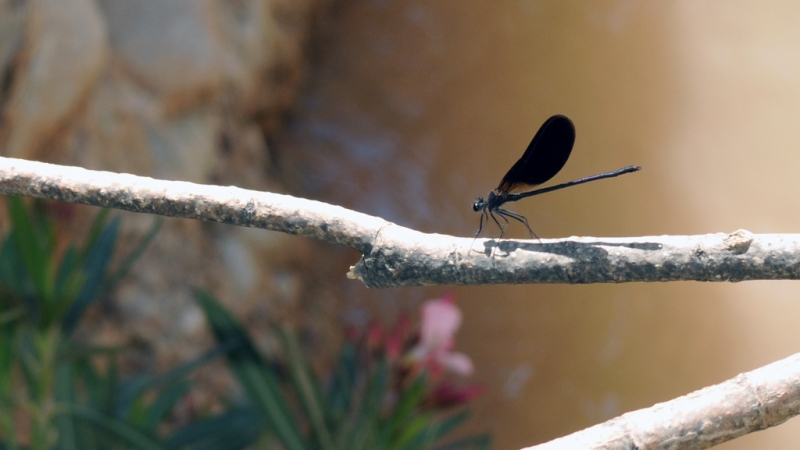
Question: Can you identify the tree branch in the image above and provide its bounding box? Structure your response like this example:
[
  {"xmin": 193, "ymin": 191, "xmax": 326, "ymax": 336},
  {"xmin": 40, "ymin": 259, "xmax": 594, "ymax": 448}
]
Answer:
[
  {"xmin": 3, "ymin": 158, "xmax": 800, "ymax": 449},
  {"xmin": 2, "ymin": 156, "xmax": 800, "ymax": 288},
  {"xmin": 522, "ymin": 351, "xmax": 800, "ymax": 450}
]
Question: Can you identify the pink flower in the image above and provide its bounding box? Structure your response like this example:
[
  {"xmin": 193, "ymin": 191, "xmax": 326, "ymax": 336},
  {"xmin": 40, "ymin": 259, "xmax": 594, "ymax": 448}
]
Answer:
[
  {"xmin": 409, "ymin": 294, "xmax": 474, "ymax": 377},
  {"xmin": 366, "ymin": 321, "xmax": 383, "ymax": 353},
  {"xmin": 385, "ymin": 313, "xmax": 410, "ymax": 361},
  {"xmin": 426, "ymin": 381, "xmax": 485, "ymax": 408}
]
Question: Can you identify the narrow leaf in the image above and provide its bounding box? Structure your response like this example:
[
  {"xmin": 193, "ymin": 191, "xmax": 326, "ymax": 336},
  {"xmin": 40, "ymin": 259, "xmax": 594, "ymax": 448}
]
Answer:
[
  {"xmin": 194, "ymin": 289, "xmax": 306, "ymax": 450},
  {"xmin": 62, "ymin": 404, "xmax": 168, "ymax": 450}
]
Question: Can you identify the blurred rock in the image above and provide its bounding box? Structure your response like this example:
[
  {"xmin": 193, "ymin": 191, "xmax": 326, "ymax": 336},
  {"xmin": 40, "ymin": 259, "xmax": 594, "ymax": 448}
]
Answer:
[
  {"xmin": 1, "ymin": 0, "xmax": 107, "ymax": 159},
  {"xmin": 0, "ymin": 0, "xmax": 329, "ymax": 376}
]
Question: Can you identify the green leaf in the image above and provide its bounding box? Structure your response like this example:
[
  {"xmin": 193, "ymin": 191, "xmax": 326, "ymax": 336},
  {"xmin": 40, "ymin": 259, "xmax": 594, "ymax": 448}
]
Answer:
[
  {"xmin": 343, "ymin": 359, "xmax": 391, "ymax": 450},
  {"xmin": 79, "ymin": 208, "xmax": 111, "ymax": 262},
  {"xmin": 7, "ymin": 197, "xmax": 54, "ymax": 323},
  {"xmin": 362, "ymin": 359, "xmax": 390, "ymax": 422},
  {"xmin": 280, "ymin": 326, "xmax": 335, "ymax": 450},
  {"xmin": 429, "ymin": 434, "xmax": 492, "ymax": 450},
  {"xmin": 390, "ymin": 414, "xmax": 433, "ymax": 450},
  {"xmin": 104, "ymin": 218, "xmax": 161, "ymax": 294},
  {"xmin": 60, "ymin": 215, "xmax": 159, "ymax": 337},
  {"xmin": 0, "ymin": 233, "xmax": 27, "ymax": 301},
  {"xmin": 57, "ymin": 342, "xmax": 123, "ymax": 363},
  {"xmin": 0, "ymin": 307, "xmax": 24, "ymax": 329},
  {"xmin": 193, "ymin": 289, "xmax": 306, "ymax": 450},
  {"xmin": 0, "ymin": 416, "xmax": 20, "ymax": 450},
  {"xmin": 0, "ymin": 326, "xmax": 15, "ymax": 392},
  {"xmin": 116, "ymin": 339, "xmax": 238, "ymax": 418},
  {"xmin": 166, "ymin": 407, "xmax": 263, "ymax": 450},
  {"xmin": 61, "ymin": 217, "xmax": 120, "ymax": 335},
  {"xmin": 17, "ymin": 330, "xmax": 42, "ymax": 401},
  {"xmin": 53, "ymin": 364, "xmax": 79, "ymax": 450},
  {"xmin": 71, "ymin": 357, "xmax": 105, "ymax": 408},
  {"xmin": 143, "ymin": 381, "xmax": 190, "ymax": 432},
  {"xmin": 326, "ymin": 341, "xmax": 358, "ymax": 419},
  {"xmin": 380, "ymin": 374, "xmax": 427, "ymax": 448},
  {"xmin": 405, "ymin": 410, "xmax": 475, "ymax": 450},
  {"xmin": 106, "ymin": 357, "xmax": 122, "ymax": 417},
  {"xmin": 423, "ymin": 410, "xmax": 472, "ymax": 444},
  {"xmin": 126, "ymin": 393, "xmax": 151, "ymax": 427},
  {"xmin": 62, "ymin": 404, "xmax": 168, "ymax": 450},
  {"xmin": 53, "ymin": 246, "xmax": 85, "ymax": 312},
  {"xmin": 0, "ymin": 324, "xmax": 19, "ymax": 450}
]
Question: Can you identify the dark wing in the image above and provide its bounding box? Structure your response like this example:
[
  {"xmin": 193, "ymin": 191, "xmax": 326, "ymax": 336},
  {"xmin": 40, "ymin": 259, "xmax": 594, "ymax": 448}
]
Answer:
[{"xmin": 498, "ymin": 115, "xmax": 576, "ymax": 194}]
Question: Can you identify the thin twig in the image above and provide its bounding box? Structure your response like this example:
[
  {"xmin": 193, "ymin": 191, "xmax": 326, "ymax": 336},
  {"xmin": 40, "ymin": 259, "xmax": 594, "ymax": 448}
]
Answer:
[
  {"xmin": 2, "ymin": 156, "xmax": 800, "ymax": 288},
  {"xmin": 522, "ymin": 351, "xmax": 800, "ymax": 450}
]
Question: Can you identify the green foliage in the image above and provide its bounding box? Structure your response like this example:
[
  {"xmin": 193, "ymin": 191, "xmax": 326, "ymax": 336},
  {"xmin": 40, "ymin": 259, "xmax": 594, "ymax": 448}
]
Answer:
[
  {"xmin": 0, "ymin": 198, "xmax": 160, "ymax": 333},
  {"xmin": 194, "ymin": 289, "xmax": 306, "ymax": 450},
  {"xmin": 194, "ymin": 289, "xmax": 491, "ymax": 450},
  {"xmin": 0, "ymin": 198, "xmax": 262, "ymax": 450}
]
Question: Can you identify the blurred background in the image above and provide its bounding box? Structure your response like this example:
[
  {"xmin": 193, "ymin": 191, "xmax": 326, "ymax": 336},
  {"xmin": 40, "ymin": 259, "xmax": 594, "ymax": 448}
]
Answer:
[{"xmin": 3, "ymin": 0, "xmax": 800, "ymax": 449}]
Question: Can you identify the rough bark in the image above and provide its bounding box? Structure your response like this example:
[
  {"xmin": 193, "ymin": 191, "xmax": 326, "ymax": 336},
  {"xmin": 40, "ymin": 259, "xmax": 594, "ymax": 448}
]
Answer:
[
  {"xmin": 3, "ymin": 156, "xmax": 800, "ymax": 288},
  {"xmin": 522, "ymin": 352, "xmax": 800, "ymax": 450}
]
